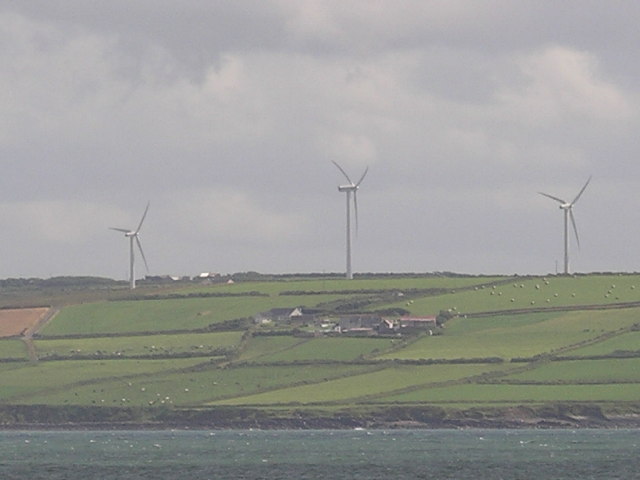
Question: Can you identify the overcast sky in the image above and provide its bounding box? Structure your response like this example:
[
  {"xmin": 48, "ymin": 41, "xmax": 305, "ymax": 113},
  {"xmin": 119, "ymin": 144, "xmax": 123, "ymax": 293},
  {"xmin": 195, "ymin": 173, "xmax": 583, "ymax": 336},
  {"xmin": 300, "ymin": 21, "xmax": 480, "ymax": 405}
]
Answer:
[{"xmin": 1, "ymin": 1, "xmax": 639, "ymax": 279}]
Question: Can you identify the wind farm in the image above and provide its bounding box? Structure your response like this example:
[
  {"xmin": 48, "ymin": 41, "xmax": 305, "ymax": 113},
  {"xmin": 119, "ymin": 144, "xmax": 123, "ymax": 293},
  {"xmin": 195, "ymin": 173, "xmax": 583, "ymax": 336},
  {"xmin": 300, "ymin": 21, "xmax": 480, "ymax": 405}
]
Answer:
[
  {"xmin": 1, "ymin": 164, "xmax": 640, "ymax": 429},
  {"xmin": 4, "ymin": 165, "xmax": 635, "ymax": 431}
]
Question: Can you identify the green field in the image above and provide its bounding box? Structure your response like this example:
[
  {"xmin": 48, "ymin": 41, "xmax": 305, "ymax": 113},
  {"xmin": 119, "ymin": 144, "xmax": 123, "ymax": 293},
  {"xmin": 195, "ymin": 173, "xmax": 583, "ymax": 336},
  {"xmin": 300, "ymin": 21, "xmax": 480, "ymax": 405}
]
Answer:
[
  {"xmin": 564, "ymin": 331, "xmax": 640, "ymax": 357},
  {"xmin": 3, "ymin": 273, "xmax": 640, "ymax": 424},
  {"xmin": 40, "ymin": 294, "xmax": 347, "ymax": 336},
  {"xmin": 241, "ymin": 336, "xmax": 397, "ymax": 363},
  {"xmin": 389, "ymin": 274, "xmax": 640, "ymax": 316},
  {"xmin": 34, "ymin": 331, "xmax": 243, "ymax": 359},
  {"xmin": 378, "ymin": 383, "xmax": 640, "ymax": 405},
  {"xmin": 180, "ymin": 276, "xmax": 508, "ymax": 296},
  {"xmin": 13, "ymin": 364, "xmax": 374, "ymax": 406},
  {"xmin": 0, "ymin": 358, "xmax": 209, "ymax": 401},
  {"xmin": 503, "ymin": 358, "xmax": 640, "ymax": 383},
  {"xmin": 213, "ymin": 363, "xmax": 505, "ymax": 406},
  {"xmin": 381, "ymin": 309, "xmax": 640, "ymax": 361},
  {"xmin": 0, "ymin": 339, "xmax": 28, "ymax": 360}
]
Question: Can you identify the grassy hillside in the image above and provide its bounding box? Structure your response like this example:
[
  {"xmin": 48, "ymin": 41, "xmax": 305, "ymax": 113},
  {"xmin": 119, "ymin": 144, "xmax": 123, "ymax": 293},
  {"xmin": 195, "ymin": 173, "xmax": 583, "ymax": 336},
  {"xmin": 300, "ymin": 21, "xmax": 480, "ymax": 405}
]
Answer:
[{"xmin": 1, "ymin": 273, "xmax": 640, "ymax": 426}]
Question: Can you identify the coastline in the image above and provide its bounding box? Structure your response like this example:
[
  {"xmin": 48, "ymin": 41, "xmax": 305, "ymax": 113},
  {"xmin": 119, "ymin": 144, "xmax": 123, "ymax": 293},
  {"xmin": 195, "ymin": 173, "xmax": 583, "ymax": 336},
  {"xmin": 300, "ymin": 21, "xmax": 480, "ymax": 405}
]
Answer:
[{"xmin": 2, "ymin": 404, "xmax": 640, "ymax": 430}]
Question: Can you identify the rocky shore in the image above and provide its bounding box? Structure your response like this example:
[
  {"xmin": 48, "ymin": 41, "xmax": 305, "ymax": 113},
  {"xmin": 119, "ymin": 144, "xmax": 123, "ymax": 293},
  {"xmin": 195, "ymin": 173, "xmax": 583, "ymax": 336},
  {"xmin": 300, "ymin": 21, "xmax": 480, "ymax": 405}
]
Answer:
[{"xmin": 2, "ymin": 404, "xmax": 640, "ymax": 430}]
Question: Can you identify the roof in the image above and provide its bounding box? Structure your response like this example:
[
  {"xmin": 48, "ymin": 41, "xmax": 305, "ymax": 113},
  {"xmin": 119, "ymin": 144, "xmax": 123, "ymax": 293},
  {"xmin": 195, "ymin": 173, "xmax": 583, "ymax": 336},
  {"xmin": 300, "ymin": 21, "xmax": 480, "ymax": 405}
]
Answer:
[{"xmin": 399, "ymin": 316, "xmax": 437, "ymax": 322}]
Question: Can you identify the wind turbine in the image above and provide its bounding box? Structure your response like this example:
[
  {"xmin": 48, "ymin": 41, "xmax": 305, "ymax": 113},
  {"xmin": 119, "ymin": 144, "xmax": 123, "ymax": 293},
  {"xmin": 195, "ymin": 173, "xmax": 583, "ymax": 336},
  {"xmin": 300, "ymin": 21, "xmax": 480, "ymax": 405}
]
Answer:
[
  {"xmin": 110, "ymin": 202, "xmax": 150, "ymax": 289},
  {"xmin": 539, "ymin": 177, "xmax": 591, "ymax": 275},
  {"xmin": 332, "ymin": 161, "xmax": 368, "ymax": 280}
]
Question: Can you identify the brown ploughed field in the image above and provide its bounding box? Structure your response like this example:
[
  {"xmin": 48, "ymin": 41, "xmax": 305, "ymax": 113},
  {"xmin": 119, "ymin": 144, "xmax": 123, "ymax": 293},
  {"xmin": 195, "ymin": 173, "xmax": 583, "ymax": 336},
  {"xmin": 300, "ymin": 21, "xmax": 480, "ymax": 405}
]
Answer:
[{"xmin": 0, "ymin": 308, "xmax": 50, "ymax": 337}]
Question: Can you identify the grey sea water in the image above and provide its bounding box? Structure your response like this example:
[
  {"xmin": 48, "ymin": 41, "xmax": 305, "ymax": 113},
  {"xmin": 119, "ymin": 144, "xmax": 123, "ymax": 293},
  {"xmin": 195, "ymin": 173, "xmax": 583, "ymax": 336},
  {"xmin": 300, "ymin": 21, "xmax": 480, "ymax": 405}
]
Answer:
[{"xmin": 0, "ymin": 429, "xmax": 638, "ymax": 479}]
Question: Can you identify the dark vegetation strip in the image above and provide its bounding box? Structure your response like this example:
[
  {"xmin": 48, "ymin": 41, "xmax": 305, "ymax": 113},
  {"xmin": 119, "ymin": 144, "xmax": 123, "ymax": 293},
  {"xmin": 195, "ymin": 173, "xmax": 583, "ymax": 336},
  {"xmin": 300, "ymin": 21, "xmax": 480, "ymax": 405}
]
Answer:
[
  {"xmin": 279, "ymin": 278, "xmax": 518, "ymax": 298},
  {"xmin": 112, "ymin": 291, "xmax": 268, "ymax": 302},
  {"xmin": 279, "ymin": 288, "xmax": 450, "ymax": 296},
  {"xmin": 486, "ymin": 379, "xmax": 640, "ymax": 385},
  {"xmin": 551, "ymin": 351, "xmax": 640, "ymax": 361},
  {"xmin": 35, "ymin": 350, "xmax": 235, "ymax": 362},
  {"xmin": 229, "ymin": 357, "xmax": 505, "ymax": 368},
  {"xmin": 3, "ymin": 355, "xmax": 507, "ymax": 366},
  {"xmin": 465, "ymin": 301, "xmax": 640, "ymax": 318},
  {"xmin": 0, "ymin": 305, "xmax": 50, "ymax": 310},
  {"xmin": 0, "ymin": 357, "xmax": 28, "ymax": 363}
]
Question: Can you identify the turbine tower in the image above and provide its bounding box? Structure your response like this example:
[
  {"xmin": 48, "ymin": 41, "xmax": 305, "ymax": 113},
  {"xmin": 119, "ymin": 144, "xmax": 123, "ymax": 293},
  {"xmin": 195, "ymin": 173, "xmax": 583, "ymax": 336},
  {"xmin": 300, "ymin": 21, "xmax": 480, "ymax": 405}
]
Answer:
[
  {"xmin": 332, "ymin": 161, "xmax": 368, "ymax": 280},
  {"xmin": 110, "ymin": 202, "xmax": 150, "ymax": 289},
  {"xmin": 539, "ymin": 177, "xmax": 591, "ymax": 275}
]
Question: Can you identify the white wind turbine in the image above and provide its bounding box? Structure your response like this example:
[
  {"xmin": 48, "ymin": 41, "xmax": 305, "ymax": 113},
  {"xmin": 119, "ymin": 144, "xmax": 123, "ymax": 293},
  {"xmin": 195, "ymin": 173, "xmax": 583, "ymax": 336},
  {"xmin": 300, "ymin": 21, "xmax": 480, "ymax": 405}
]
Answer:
[
  {"xmin": 332, "ymin": 161, "xmax": 368, "ymax": 280},
  {"xmin": 110, "ymin": 202, "xmax": 150, "ymax": 289},
  {"xmin": 539, "ymin": 177, "xmax": 591, "ymax": 275}
]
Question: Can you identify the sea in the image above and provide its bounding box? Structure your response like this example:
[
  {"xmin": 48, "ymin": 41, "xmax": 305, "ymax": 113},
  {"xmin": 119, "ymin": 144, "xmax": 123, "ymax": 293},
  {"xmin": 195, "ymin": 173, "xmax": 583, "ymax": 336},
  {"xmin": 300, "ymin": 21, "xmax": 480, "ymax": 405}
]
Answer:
[{"xmin": 0, "ymin": 429, "xmax": 639, "ymax": 479}]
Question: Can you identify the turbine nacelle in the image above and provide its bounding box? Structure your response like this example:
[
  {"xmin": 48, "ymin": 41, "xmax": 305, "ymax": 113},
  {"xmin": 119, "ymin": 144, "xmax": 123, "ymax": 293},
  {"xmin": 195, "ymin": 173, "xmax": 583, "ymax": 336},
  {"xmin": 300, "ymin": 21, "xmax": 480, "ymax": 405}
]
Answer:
[{"xmin": 338, "ymin": 185, "xmax": 358, "ymax": 192}]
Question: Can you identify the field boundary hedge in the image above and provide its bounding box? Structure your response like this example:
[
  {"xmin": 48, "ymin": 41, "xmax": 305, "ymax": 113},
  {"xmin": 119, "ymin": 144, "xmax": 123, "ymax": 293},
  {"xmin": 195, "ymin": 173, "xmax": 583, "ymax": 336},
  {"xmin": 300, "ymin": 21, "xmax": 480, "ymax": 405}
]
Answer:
[
  {"xmin": 112, "ymin": 291, "xmax": 268, "ymax": 302},
  {"xmin": 36, "ymin": 349, "xmax": 234, "ymax": 362},
  {"xmin": 230, "ymin": 357, "xmax": 504, "ymax": 368},
  {"xmin": 465, "ymin": 301, "xmax": 640, "ymax": 318}
]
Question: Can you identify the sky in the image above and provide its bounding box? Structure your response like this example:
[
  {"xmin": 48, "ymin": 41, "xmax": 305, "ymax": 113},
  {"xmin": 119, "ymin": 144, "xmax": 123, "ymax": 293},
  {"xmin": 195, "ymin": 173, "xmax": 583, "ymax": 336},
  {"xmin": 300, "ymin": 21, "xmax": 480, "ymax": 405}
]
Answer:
[{"xmin": 1, "ymin": 1, "xmax": 640, "ymax": 280}]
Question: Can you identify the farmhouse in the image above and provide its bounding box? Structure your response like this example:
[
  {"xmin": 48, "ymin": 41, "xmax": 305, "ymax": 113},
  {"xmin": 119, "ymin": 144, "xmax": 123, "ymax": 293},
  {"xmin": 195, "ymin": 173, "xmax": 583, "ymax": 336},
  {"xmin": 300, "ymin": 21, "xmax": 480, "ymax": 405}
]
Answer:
[
  {"xmin": 338, "ymin": 314, "xmax": 383, "ymax": 333},
  {"xmin": 196, "ymin": 272, "xmax": 225, "ymax": 284},
  {"xmin": 398, "ymin": 315, "xmax": 437, "ymax": 331},
  {"xmin": 377, "ymin": 318, "xmax": 397, "ymax": 334}
]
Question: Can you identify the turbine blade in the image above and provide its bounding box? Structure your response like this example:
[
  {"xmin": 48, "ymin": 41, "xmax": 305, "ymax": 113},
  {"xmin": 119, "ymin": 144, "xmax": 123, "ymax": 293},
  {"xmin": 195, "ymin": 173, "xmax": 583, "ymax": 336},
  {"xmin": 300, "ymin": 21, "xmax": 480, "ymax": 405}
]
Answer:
[
  {"xmin": 570, "ymin": 209, "xmax": 580, "ymax": 249},
  {"xmin": 355, "ymin": 166, "xmax": 369, "ymax": 187},
  {"xmin": 538, "ymin": 192, "xmax": 566, "ymax": 204},
  {"xmin": 110, "ymin": 227, "xmax": 131, "ymax": 233},
  {"xmin": 136, "ymin": 236, "xmax": 149, "ymax": 272},
  {"xmin": 135, "ymin": 202, "xmax": 150, "ymax": 233},
  {"xmin": 332, "ymin": 161, "xmax": 354, "ymax": 184},
  {"xmin": 571, "ymin": 176, "xmax": 592, "ymax": 205}
]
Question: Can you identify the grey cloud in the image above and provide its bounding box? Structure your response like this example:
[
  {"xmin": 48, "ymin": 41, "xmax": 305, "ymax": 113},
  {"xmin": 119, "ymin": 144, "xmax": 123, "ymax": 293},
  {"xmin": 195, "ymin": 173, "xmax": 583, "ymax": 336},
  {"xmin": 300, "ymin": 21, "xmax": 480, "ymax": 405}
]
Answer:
[{"xmin": 1, "ymin": 2, "xmax": 639, "ymax": 279}]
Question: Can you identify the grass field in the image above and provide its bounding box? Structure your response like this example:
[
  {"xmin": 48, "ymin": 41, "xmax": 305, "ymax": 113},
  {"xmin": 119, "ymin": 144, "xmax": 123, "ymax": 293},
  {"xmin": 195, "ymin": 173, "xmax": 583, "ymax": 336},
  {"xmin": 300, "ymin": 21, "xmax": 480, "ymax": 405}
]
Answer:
[
  {"xmin": 9, "ymin": 363, "xmax": 374, "ymax": 406},
  {"xmin": 387, "ymin": 274, "xmax": 640, "ymax": 316},
  {"xmin": 0, "ymin": 358, "xmax": 209, "ymax": 402},
  {"xmin": 40, "ymin": 294, "xmax": 345, "ymax": 336},
  {"xmin": 563, "ymin": 331, "xmax": 640, "ymax": 357},
  {"xmin": 180, "ymin": 276, "xmax": 508, "ymax": 296},
  {"xmin": 377, "ymin": 382, "xmax": 640, "ymax": 405},
  {"xmin": 34, "ymin": 331, "xmax": 244, "ymax": 359},
  {"xmin": 0, "ymin": 339, "xmax": 28, "ymax": 360},
  {"xmin": 212, "ymin": 364, "xmax": 507, "ymax": 406},
  {"xmin": 380, "ymin": 309, "xmax": 640, "ymax": 361},
  {"xmin": 4, "ymin": 273, "xmax": 640, "ymax": 419},
  {"xmin": 503, "ymin": 358, "xmax": 640, "ymax": 383},
  {"xmin": 236, "ymin": 336, "xmax": 306, "ymax": 361},
  {"xmin": 242, "ymin": 336, "xmax": 398, "ymax": 363}
]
